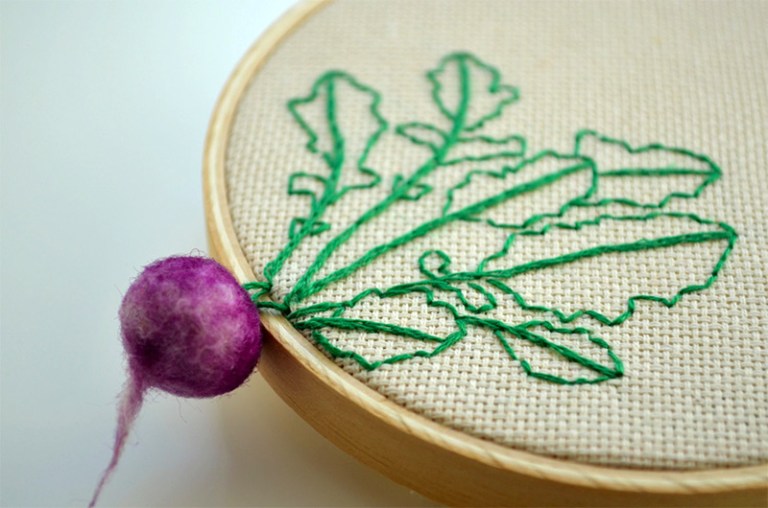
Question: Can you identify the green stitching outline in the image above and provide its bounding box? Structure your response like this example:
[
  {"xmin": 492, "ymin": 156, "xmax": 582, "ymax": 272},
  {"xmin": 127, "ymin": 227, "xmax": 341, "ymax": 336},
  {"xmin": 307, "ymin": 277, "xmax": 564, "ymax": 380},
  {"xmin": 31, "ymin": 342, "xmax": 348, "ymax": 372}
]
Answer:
[
  {"xmin": 574, "ymin": 129, "xmax": 721, "ymax": 208},
  {"xmin": 248, "ymin": 51, "xmax": 737, "ymax": 385},
  {"xmin": 428, "ymin": 52, "xmax": 520, "ymax": 132}
]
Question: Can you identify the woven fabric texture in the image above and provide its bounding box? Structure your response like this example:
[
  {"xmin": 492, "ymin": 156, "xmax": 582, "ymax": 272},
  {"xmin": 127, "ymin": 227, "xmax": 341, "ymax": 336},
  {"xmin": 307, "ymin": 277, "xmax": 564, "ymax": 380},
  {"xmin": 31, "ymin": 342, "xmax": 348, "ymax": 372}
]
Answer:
[{"xmin": 224, "ymin": 0, "xmax": 767, "ymax": 469}]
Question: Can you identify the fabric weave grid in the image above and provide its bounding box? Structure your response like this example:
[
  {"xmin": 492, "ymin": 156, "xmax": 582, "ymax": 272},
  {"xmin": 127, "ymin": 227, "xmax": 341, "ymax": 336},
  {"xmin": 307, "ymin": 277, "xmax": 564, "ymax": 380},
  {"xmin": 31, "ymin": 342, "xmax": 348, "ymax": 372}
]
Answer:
[{"xmin": 225, "ymin": 0, "xmax": 767, "ymax": 469}]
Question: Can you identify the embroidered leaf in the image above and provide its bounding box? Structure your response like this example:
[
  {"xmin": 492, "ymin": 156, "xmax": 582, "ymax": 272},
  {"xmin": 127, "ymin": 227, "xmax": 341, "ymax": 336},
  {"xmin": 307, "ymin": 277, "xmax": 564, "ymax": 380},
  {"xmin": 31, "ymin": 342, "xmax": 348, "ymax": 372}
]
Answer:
[
  {"xmin": 441, "ymin": 151, "xmax": 596, "ymax": 225},
  {"xmin": 260, "ymin": 72, "xmax": 388, "ymax": 292},
  {"xmin": 494, "ymin": 323, "xmax": 623, "ymax": 384},
  {"xmin": 475, "ymin": 212, "xmax": 736, "ymax": 326},
  {"xmin": 574, "ymin": 130, "xmax": 721, "ymax": 208},
  {"xmin": 428, "ymin": 52, "xmax": 520, "ymax": 132},
  {"xmin": 292, "ymin": 287, "xmax": 467, "ymax": 369},
  {"xmin": 288, "ymin": 71, "xmax": 388, "ymax": 197}
]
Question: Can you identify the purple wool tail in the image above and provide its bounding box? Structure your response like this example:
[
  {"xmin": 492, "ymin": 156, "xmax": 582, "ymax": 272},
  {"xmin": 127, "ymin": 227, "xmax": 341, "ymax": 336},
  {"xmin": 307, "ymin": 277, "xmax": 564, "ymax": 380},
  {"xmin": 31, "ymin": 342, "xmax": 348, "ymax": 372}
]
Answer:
[{"xmin": 89, "ymin": 375, "xmax": 145, "ymax": 508}]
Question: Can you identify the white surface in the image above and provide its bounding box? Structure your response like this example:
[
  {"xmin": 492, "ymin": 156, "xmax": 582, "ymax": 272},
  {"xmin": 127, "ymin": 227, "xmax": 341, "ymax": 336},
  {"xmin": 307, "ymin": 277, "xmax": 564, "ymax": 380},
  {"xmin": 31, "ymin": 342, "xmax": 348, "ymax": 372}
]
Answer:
[{"xmin": 0, "ymin": 2, "xmax": 435, "ymax": 506}]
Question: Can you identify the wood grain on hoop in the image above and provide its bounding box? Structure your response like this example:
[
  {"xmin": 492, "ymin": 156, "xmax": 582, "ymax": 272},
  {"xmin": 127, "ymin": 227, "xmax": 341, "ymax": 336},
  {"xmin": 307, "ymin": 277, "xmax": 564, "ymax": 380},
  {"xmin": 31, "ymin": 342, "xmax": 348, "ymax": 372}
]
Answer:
[{"xmin": 203, "ymin": 1, "xmax": 768, "ymax": 505}]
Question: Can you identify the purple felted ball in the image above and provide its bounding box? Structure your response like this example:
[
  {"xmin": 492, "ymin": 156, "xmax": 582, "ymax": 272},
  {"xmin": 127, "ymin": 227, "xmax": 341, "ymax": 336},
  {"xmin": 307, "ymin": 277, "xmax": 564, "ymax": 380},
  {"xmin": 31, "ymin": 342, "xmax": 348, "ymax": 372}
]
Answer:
[
  {"xmin": 90, "ymin": 256, "xmax": 262, "ymax": 507},
  {"xmin": 119, "ymin": 256, "xmax": 262, "ymax": 397}
]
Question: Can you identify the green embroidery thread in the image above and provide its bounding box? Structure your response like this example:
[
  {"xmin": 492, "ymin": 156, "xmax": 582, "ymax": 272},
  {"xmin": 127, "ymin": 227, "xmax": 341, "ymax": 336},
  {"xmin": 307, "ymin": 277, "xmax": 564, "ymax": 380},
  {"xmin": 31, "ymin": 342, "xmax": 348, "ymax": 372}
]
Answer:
[{"xmin": 245, "ymin": 52, "xmax": 737, "ymax": 385}]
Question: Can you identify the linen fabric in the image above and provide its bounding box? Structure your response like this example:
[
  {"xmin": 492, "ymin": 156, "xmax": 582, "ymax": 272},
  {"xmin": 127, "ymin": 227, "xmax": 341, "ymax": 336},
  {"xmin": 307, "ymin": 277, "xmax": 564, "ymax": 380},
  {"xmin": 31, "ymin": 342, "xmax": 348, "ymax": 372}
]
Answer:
[{"xmin": 225, "ymin": 0, "xmax": 767, "ymax": 469}]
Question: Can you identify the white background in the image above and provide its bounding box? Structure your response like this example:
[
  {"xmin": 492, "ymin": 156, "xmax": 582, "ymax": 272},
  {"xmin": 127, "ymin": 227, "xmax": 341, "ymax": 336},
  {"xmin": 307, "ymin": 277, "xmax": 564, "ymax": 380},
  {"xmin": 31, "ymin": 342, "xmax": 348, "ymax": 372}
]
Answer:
[{"xmin": 0, "ymin": 2, "xmax": 435, "ymax": 506}]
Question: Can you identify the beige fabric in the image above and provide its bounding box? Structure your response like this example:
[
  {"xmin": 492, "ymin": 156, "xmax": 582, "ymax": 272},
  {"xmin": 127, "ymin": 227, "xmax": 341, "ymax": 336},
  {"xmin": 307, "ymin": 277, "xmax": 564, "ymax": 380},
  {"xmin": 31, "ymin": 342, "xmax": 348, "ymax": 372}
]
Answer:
[{"xmin": 225, "ymin": 0, "xmax": 768, "ymax": 469}]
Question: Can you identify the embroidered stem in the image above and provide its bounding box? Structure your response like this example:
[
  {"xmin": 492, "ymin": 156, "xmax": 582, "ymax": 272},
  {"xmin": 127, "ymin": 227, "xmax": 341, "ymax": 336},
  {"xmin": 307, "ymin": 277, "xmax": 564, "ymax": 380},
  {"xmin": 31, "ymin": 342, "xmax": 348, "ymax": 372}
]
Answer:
[
  {"xmin": 284, "ymin": 56, "xmax": 475, "ymax": 306},
  {"xmin": 294, "ymin": 156, "xmax": 592, "ymax": 303}
]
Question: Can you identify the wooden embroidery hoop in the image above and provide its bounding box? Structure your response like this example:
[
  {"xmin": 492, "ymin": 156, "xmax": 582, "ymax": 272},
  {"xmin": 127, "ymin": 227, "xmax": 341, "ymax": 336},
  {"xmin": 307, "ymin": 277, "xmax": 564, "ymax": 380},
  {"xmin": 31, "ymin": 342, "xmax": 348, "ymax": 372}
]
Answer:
[{"xmin": 203, "ymin": 1, "xmax": 767, "ymax": 505}]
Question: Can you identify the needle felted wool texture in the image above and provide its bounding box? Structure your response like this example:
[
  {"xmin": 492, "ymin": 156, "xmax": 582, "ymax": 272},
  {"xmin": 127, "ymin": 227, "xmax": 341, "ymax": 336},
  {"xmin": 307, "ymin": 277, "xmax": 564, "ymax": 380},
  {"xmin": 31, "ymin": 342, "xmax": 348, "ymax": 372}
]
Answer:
[
  {"xmin": 120, "ymin": 256, "xmax": 262, "ymax": 397},
  {"xmin": 90, "ymin": 256, "xmax": 262, "ymax": 507},
  {"xmin": 225, "ymin": 0, "xmax": 768, "ymax": 469}
]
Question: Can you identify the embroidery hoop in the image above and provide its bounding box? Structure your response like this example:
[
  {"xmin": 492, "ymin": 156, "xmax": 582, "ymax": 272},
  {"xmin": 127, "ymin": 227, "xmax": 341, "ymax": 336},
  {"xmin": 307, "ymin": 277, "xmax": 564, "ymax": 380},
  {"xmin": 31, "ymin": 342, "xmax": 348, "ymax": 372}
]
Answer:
[{"xmin": 204, "ymin": 1, "xmax": 767, "ymax": 505}]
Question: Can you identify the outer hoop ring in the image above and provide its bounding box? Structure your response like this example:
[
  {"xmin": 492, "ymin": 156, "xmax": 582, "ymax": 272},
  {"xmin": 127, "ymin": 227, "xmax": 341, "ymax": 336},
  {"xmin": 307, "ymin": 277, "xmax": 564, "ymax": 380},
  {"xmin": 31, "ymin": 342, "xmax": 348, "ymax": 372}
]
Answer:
[{"xmin": 203, "ymin": 1, "xmax": 768, "ymax": 505}]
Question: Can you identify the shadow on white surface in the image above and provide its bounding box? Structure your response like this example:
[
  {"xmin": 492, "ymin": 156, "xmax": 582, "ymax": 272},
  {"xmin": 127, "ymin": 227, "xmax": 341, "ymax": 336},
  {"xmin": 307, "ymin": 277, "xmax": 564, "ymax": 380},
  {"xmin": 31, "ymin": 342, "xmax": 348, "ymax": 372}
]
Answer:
[{"xmin": 217, "ymin": 375, "xmax": 436, "ymax": 507}]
